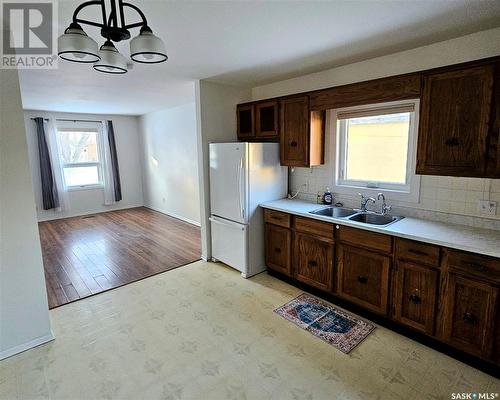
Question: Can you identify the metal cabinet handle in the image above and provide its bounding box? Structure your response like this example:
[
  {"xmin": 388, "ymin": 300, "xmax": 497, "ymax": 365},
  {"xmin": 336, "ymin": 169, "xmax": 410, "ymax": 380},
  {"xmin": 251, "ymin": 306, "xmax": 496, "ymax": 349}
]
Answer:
[
  {"xmin": 445, "ymin": 137, "xmax": 459, "ymax": 147},
  {"xmin": 409, "ymin": 293, "xmax": 421, "ymax": 304},
  {"xmin": 357, "ymin": 276, "xmax": 368, "ymax": 284},
  {"xmin": 308, "ymin": 260, "xmax": 317, "ymax": 267},
  {"xmin": 335, "ymin": 225, "xmax": 340, "ymax": 230},
  {"xmin": 463, "ymin": 312, "xmax": 476, "ymax": 324}
]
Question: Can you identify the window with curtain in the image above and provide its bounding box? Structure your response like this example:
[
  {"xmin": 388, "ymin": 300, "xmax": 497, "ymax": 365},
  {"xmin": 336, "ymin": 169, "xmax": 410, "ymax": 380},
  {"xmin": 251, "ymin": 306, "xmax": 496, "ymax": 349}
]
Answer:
[
  {"xmin": 332, "ymin": 99, "xmax": 420, "ymax": 201},
  {"xmin": 57, "ymin": 128, "xmax": 103, "ymax": 188}
]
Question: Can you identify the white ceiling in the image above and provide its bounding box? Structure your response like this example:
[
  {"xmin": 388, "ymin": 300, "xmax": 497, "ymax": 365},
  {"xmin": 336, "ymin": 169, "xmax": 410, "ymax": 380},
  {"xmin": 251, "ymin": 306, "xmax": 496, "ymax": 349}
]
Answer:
[{"xmin": 19, "ymin": 0, "xmax": 500, "ymax": 116}]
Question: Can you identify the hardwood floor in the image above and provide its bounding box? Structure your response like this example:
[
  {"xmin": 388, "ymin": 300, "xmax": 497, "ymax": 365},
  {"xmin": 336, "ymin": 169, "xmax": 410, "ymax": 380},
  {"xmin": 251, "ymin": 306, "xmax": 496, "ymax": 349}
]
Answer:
[{"xmin": 39, "ymin": 207, "xmax": 201, "ymax": 309}]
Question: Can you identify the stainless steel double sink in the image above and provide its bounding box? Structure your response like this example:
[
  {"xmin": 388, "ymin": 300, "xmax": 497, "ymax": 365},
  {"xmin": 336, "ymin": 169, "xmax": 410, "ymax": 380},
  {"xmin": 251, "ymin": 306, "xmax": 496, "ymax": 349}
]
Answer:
[{"xmin": 309, "ymin": 206, "xmax": 403, "ymax": 227}]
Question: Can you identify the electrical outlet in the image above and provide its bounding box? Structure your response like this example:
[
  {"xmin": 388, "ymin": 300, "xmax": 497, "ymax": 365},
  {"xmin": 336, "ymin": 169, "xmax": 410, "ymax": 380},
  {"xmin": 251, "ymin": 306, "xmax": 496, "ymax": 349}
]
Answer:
[{"xmin": 477, "ymin": 200, "xmax": 497, "ymax": 215}]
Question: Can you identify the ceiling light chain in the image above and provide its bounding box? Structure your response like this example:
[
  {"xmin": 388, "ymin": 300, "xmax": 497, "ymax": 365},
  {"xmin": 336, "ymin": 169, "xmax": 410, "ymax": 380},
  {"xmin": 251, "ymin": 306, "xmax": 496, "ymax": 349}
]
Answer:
[{"xmin": 58, "ymin": 0, "xmax": 168, "ymax": 74}]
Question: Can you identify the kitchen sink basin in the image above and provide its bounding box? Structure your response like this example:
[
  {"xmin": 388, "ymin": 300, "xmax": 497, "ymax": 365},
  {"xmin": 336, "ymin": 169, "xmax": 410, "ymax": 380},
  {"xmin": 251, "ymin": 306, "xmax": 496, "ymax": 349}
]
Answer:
[
  {"xmin": 348, "ymin": 212, "xmax": 403, "ymax": 226},
  {"xmin": 310, "ymin": 207, "xmax": 357, "ymax": 218}
]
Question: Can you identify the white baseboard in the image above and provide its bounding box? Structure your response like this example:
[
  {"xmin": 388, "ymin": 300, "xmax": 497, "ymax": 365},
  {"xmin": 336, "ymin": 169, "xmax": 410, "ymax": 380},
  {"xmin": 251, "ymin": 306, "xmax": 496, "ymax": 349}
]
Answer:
[
  {"xmin": 0, "ymin": 331, "xmax": 55, "ymax": 360},
  {"xmin": 37, "ymin": 204, "xmax": 144, "ymax": 222},
  {"xmin": 144, "ymin": 205, "xmax": 201, "ymax": 227}
]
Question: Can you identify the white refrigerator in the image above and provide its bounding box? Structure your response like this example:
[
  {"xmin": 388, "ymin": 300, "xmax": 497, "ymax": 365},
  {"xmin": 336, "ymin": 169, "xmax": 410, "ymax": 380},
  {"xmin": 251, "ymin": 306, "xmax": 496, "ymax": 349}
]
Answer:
[{"xmin": 209, "ymin": 142, "xmax": 287, "ymax": 277}]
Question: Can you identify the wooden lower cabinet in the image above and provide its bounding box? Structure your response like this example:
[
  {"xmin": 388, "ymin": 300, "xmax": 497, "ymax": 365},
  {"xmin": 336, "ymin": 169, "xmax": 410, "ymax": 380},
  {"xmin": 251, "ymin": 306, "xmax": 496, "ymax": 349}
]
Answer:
[
  {"xmin": 393, "ymin": 261, "xmax": 439, "ymax": 335},
  {"xmin": 265, "ymin": 223, "xmax": 291, "ymax": 276},
  {"xmin": 263, "ymin": 210, "xmax": 500, "ymax": 367},
  {"xmin": 494, "ymin": 316, "xmax": 500, "ymax": 364},
  {"xmin": 294, "ymin": 232, "xmax": 333, "ymax": 291},
  {"xmin": 440, "ymin": 274, "xmax": 498, "ymax": 358},
  {"xmin": 336, "ymin": 244, "xmax": 390, "ymax": 315}
]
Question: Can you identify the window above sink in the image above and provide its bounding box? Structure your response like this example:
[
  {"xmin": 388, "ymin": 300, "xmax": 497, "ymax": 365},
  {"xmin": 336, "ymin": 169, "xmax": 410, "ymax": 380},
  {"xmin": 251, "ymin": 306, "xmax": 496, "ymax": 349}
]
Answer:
[{"xmin": 331, "ymin": 99, "xmax": 421, "ymax": 203}]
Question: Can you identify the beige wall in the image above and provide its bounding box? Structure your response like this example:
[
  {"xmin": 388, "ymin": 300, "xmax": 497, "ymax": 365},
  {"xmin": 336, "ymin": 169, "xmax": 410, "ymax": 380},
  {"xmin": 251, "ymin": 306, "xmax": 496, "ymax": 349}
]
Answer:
[
  {"xmin": 252, "ymin": 27, "xmax": 500, "ymax": 226},
  {"xmin": 252, "ymin": 27, "xmax": 500, "ymax": 100},
  {"xmin": 0, "ymin": 70, "xmax": 52, "ymax": 359},
  {"xmin": 139, "ymin": 102, "xmax": 201, "ymax": 226},
  {"xmin": 195, "ymin": 80, "xmax": 252, "ymax": 260}
]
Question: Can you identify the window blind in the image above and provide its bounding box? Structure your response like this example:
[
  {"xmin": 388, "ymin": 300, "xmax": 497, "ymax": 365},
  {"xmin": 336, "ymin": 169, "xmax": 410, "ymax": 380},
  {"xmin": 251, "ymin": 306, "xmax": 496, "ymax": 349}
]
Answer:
[{"xmin": 337, "ymin": 104, "xmax": 415, "ymax": 120}]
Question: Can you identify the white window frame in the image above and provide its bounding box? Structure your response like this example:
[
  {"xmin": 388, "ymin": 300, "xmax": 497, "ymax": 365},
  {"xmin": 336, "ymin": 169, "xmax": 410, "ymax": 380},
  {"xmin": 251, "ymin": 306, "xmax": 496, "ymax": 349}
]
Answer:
[
  {"xmin": 56, "ymin": 121, "xmax": 104, "ymax": 190},
  {"xmin": 331, "ymin": 99, "xmax": 421, "ymax": 203}
]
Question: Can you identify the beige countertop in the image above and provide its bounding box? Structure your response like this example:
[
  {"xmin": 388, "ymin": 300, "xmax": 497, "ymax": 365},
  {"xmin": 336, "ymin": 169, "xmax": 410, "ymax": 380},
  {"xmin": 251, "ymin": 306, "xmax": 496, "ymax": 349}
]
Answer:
[{"xmin": 260, "ymin": 199, "xmax": 500, "ymax": 259}]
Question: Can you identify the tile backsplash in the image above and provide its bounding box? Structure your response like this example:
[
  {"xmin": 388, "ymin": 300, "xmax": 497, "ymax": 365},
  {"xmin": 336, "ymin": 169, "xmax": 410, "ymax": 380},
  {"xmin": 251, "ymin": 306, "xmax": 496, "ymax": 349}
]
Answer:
[{"xmin": 289, "ymin": 166, "xmax": 500, "ymax": 230}]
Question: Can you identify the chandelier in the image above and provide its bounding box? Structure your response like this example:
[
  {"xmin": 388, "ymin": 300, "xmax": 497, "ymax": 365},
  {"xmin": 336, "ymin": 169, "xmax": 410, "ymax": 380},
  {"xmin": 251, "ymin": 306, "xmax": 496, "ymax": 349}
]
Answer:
[{"xmin": 58, "ymin": 0, "xmax": 167, "ymax": 74}]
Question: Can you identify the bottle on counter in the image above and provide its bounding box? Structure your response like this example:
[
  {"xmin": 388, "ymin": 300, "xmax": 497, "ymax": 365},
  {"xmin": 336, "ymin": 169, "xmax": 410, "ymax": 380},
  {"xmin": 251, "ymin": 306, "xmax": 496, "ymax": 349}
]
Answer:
[
  {"xmin": 316, "ymin": 191, "xmax": 323, "ymax": 204},
  {"xmin": 323, "ymin": 188, "xmax": 333, "ymax": 205}
]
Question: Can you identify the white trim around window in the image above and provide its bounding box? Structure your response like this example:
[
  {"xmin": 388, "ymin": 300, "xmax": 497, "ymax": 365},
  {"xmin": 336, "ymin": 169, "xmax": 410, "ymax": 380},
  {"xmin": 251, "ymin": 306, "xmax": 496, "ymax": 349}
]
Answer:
[
  {"xmin": 56, "ymin": 121, "xmax": 105, "ymax": 190},
  {"xmin": 330, "ymin": 99, "xmax": 421, "ymax": 203}
]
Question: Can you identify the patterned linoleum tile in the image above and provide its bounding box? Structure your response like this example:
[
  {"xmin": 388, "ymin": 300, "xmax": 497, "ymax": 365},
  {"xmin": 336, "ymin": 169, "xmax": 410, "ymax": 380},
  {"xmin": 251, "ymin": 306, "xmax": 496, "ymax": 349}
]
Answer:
[{"xmin": 1, "ymin": 260, "xmax": 498, "ymax": 400}]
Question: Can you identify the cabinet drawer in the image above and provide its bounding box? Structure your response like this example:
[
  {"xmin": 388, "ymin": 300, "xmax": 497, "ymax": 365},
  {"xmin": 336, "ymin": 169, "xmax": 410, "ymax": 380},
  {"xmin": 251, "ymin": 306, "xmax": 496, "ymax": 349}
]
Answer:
[
  {"xmin": 294, "ymin": 216, "xmax": 334, "ymax": 240},
  {"xmin": 264, "ymin": 209, "xmax": 291, "ymax": 228},
  {"xmin": 337, "ymin": 225, "xmax": 392, "ymax": 254},
  {"xmin": 265, "ymin": 224, "xmax": 291, "ymax": 276},
  {"xmin": 396, "ymin": 238, "xmax": 440, "ymax": 267},
  {"xmin": 447, "ymin": 250, "xmax": 500, "ymax": 284}
]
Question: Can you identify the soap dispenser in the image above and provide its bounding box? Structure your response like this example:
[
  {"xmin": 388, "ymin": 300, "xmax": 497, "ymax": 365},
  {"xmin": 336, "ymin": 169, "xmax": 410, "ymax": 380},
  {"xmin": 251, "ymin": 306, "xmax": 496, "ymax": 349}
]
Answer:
[{"xmin": 323, "ymin": 188, "xmax": 333, "ymax": 205}]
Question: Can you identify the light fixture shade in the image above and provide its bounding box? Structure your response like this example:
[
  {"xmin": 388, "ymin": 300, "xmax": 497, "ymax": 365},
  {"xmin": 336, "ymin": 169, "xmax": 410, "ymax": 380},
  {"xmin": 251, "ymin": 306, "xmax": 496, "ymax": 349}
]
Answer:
[
  {"xmin": 93, "ymin": 41, "xmax": 127, "ymax": 74},
  {"xmin": 58, "ymin": 23, "xmax": 100, "ymax": 63},
  {"xmin": 130, "ymin": 27, "xmax": 167, "ymax": 64}
]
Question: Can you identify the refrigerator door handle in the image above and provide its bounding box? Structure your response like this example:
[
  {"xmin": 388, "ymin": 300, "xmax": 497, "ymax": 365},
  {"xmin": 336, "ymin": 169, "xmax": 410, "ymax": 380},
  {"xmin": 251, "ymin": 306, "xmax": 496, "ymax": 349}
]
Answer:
[
  {"xmin": 238, "ymin": 157, "xmax": 245, "ymax": 219},
  {"xmin": 209, "ymin": 216, "xmax": 246, "ymax": 231}
]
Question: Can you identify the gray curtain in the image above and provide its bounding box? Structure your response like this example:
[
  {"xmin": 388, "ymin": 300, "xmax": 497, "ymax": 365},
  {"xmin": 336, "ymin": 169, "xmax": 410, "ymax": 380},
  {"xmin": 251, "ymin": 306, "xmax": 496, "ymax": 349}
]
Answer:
[
  {"xmin": 107, "ymin": 120, "xmax": 122, "ymax": 202},
  {"xmin": 34, "ymin": 117, "xmax": 59, "ymax": 210}
]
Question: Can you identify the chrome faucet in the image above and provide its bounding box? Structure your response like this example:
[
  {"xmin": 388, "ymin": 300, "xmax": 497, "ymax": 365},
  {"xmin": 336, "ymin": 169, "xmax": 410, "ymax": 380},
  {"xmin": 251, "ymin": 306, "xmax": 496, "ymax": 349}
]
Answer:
[
  {"xmin": 359, "ymin": 193, "xmax": 376, "ymax": 212},
  {"xmin": 377, "ymin": 193, "xmax": 392, "ymax": 215}
]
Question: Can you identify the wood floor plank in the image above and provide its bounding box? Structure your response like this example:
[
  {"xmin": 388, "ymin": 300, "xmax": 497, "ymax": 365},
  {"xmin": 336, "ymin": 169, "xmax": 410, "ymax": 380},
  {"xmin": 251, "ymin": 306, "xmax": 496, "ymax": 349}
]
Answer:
[{"xmin": 39, "ymin": 207, "xmax": 201, "ymax": 308}]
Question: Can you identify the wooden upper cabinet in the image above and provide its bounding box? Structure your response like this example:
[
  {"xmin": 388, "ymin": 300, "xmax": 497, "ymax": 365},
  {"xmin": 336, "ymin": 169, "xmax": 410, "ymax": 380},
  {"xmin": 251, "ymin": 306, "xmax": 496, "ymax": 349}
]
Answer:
[
  {"xmin": 280, "ymin": 96, "xmax": 325, "ymax": 167},
  {"xmin": 489, "ymin": 62, "xmax": 500, "ymax": 177},
  {"xmin": 256, "ymin": 101, "xmax": 279, "ymax": 138},
  {"xmin": 237, "ymin": 104, "xmax": 255, "ymax": 140},
  {"xmin": 416, "ymin": 65, "xmax": 494, "ymax": 176}
]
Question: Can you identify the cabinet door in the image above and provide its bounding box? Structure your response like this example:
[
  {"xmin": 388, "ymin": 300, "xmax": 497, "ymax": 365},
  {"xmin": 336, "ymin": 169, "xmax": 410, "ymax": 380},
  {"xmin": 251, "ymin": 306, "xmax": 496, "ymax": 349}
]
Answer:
[
  {"xmin": 237, "ymin": 104, "xmax": 255, "ymax": 139},
  {"xmin": 417, "ymin": 65, "xmax": 494, "ymax": 176},
  {"xmin": 294, "ymin": 232, "xmax": 333, "ymax": 291},
  {"xmin": 393, "ymin": 261, "xmax": 439, "ymax": 335},
  {"xmin": 280, "ymin": 96, "xmax": 310, "ymax": 167},
  {"xmin": 494, "ymin": 314, "xmax": 500, "ymax": 365},
  {"xmin": 336, "ymin": 244, "xmax": 390, "ymax": 315},
  {"xmin": 265, "ymin": 224, "xmax": 291, "ymax": 276},
  {"xmin": 441, "ymin": 274, "xmax": 498, "ymax": 358},
  {"xmin": 256, "ymin": 101, "xmax": 279, "ymax": 138}
]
